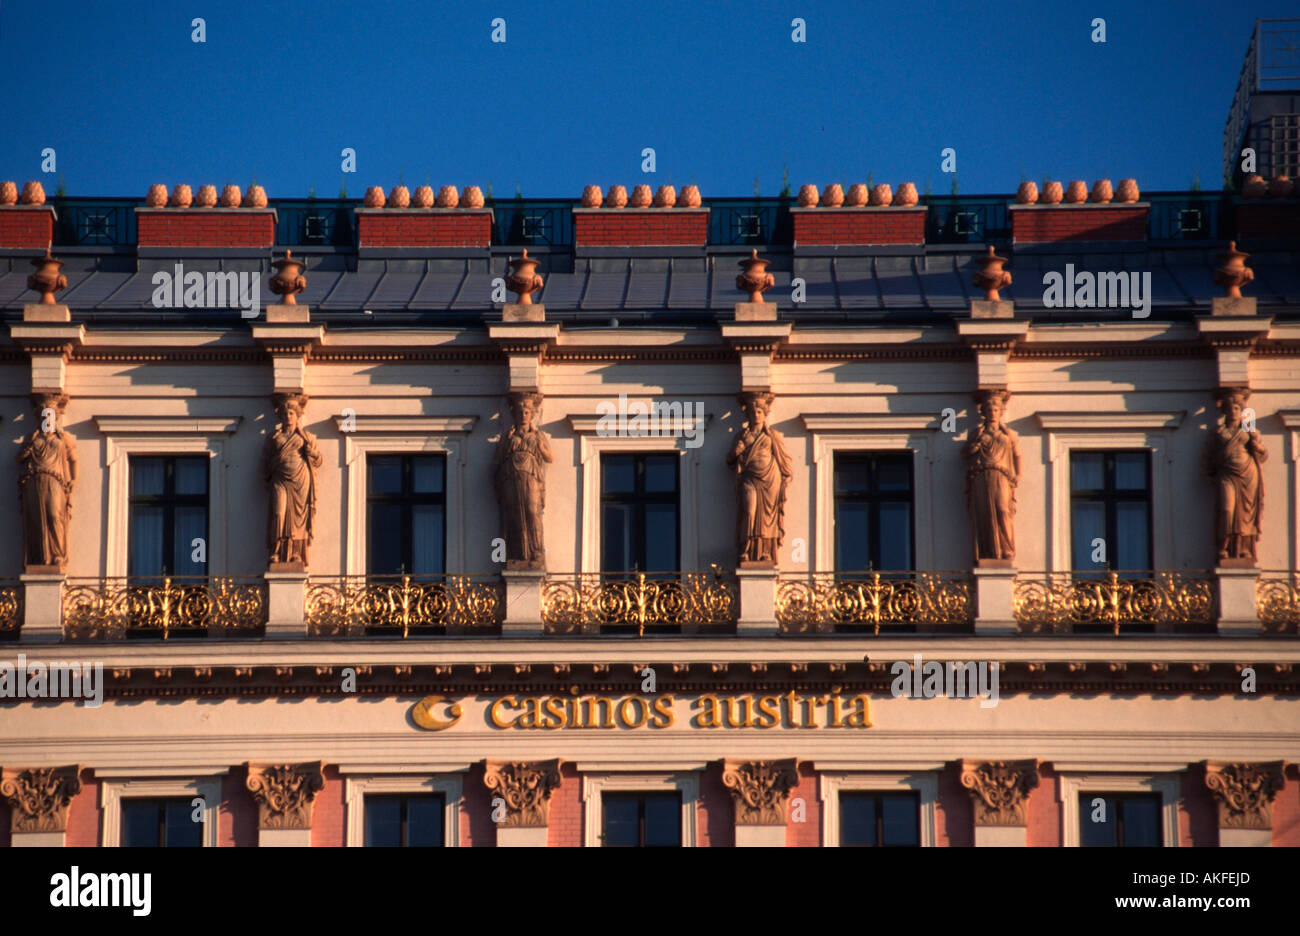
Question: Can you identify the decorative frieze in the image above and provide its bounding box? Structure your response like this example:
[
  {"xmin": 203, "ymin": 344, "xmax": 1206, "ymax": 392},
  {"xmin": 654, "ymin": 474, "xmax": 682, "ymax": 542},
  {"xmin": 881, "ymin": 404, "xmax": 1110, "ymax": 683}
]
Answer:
[
  {"xmin": 1203, "ymin": 761, "xmax": 1286, "ymax": 830},
  {"xmin": 960, "ymin": 759, "xmax": 1040, "ymax": 826},
  {"xmin": 721, "ymin": 758, "xmax": 800, "ymax": 826},
  {"xmin": 483, "ymin": 759, "xmax": 563, "ymax": 827},
  {"xmin": 245, "ymin": 761, "xmax": 325, "ymax": 830},
  {"xmin": 0, "ymin": 765, "xmax": 82, "ymax": 833}
]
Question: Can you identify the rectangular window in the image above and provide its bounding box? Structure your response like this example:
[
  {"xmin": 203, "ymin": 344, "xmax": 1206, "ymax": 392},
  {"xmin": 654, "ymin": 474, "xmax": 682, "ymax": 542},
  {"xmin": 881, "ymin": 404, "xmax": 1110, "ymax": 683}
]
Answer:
[
  {"xmin": 834, "ymin": 453, "xmax": 914, "ymax": 572},
  {"xmin": 602, "ymin": 792, "xmax": 681, "ymax": 846},
  {"xmin": 121, "ymin": 797, "xmax": 203, "ymax": 847},
  {"xmin": 1079, "ymin": 793, "xmax": 1162, "ymax": 847},
  {"xmin": 367, "ymin": 455, "xmax": 446, "ymax": 575},
  {"xmin": 363, "ymin": 794, "xmax": 445, "ymax": 847},
  {"xmin": 128, "ymin": 456, "xmax": 209, "ymax": 577},
  {"xmin": 839, "ymin": 792, "xmax": 920, "ymax": 846},
  {"xmin": 1070, "ymin": 451, "xmax": 1151, "ymax": 572},
  {"xmin": 1272, "ymin": 114, "xmax": 1300, "ymax": 178},
  {"xmin": 600, "ymin": 454, "xmax": 679, "ymax": 573}
]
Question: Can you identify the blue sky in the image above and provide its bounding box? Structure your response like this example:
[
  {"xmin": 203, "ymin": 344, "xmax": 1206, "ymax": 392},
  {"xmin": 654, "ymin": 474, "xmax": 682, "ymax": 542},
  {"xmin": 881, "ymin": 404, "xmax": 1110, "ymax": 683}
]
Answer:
[{"xmin": 0, "ymin": 1, "xmax": 1291, "ymax": 198}]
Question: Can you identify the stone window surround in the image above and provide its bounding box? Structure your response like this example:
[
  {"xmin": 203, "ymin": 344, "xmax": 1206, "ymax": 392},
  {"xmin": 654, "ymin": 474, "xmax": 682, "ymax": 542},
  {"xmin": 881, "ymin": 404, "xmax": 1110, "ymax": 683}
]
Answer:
[
  {"xmin": 1035, "ymin": 411, "xmax": 1184, "ymax": 572},
  {"xmin": 343, "ymin": 774, "xmax": 463, "ymax": 847},
  {"xmin": 99, "ymin": 773, "xmax": 223, "ymax": 847},
  {"xmin": 581, "ymin": 771, "xmax": 701, "ymax": 847},
  {"xmin": 1058, "ymin": 772, "xmax": 1181, "ymax": 847},
  {"xmin": 97, "ymin": 417, "xmax": 241, "ymax": 578},
  {"xmin": 335, "ymin": 415, "xmax": 477, "ymax": 576},
  {"xmin": 818, "ymin": 771, "xmax": 939, "ymax": 847}
]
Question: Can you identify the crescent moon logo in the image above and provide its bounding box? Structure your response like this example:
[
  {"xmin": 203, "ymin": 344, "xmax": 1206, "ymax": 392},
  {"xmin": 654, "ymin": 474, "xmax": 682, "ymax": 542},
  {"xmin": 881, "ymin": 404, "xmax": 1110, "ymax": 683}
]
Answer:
[{"xmin": 411, "ymin": 695, "xmax": 463, "ymax": 731}]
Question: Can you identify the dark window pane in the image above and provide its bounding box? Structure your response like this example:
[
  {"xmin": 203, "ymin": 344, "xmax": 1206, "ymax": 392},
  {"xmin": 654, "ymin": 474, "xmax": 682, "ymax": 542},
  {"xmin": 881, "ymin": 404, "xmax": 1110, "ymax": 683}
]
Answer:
[
  {"xmin": 644, "ymin": 504, "xmax": 678, "ymax": 572},
  {"xmin": 129, "ymin": 506, "xmax": 165, "ymax": 576},
  {"xmin": 369, "ymin": 456, "xmax": 402, "ymax": 495},
  {"xmin": 365, "ymin": 455, "xmax": 447, "ymax": 577},
  {"xmin": 163, "ymin": 800, "xmax": 201, "ymax": 847},
  {"xmin": 643, "ymin": 455, "xmax": 678, "ymax": 494},
  {"xmin": 1071, "ymin": 453, "xmax": 1105, "ymax": 492},
  {"xmin": 880, "ymin": 795, "xmax": 919, "ymax": 846},
  {"xmin": 835, "ymin": 459, "xmax": 870, "ymax": 493},
  {"xmin": 875, "ymin": 457, "xmax": 911, "ymax": 492},
  {"xmin": 841, "ymin": 794, "xmax": 877, "ymax": 846},
  {"xmin": 173, "ymin": 457, "xmax": 208, "ymax": 495},
  {"xmin": 1114, "ymin": 502, "xmax": 1151, "ymax": 570},
  {"xmin": 173, "ymin": 506, "xmax": 206, "ymax": 575},
  {"xmin": 602, "ymin": 456, "xmax": 635, "ymax": 494},
  {"xmin": 365, "ymin": 797, "xmax": 402, "ymax": 847},
  {"xmin": 603, "ymin": 794, "xmax": 640, "ymax": 846},
  {"xmin": 1113, "ymin": 453, "xmax": 1148, "ymax": 491},
  {"xmin": 1071, "ymin": 502, "xmax": 1106, "ymax": 571},
  {"xmin": 643, "ymin": 794, "xmax": 682, "ymax": 847},
  {"xmin": 131, "ymin": 458, "xmax": 165, "ymax": 496},
  {"xmin": 878, "ymin": 502, "xmax": 913, "ymax": 571},
  {"xmin": 122, "ymin": 800, "xmax": 160, "ymax": 847},
  {"xmin": 1120, "ymin": 797, "xmax": 1161, "ymax": 847},
  {"xmin": 1080, "ymin": 795, "xmax": 1117, "ymax": 847},
  {"xmin": 406, "ymin": 797, "xmax": 445, "ymax": 847},
  {"xmin": 368, "ymin": 503, "xmax": 404, "ymax": 574},
  {"xmin": 833, "ymin": 454, "xmax": 915, "ymax": 574},
  {"xmin": 836, "ymin": 503, "xmax": 869, "ymax": 572},
  {"xmin": 602, "ymin": 504, "xmax": 633, "ymax": 572},
  {"xmin": 411, "ymin": 457, "xmax": 444, "ymax": 494},
  {"xmin": 411, "ymin": 505, "xmax": 445, "ymax": 575}
]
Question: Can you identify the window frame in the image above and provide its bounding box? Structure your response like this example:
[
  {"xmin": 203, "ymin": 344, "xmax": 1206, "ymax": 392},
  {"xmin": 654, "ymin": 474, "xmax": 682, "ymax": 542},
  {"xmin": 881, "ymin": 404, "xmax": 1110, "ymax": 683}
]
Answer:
[
  {"xmin": 832, "ymin": 451, "xmax": 916, "ymax": 573},
  {"xmin": 600, "ymin": 791, "xmax": 684, "ymax": 847},
  {"xmin": 599, "ymin": 452, "xmax": 681, "ymax": 574},
  {"xmin": 120, "ymin": 796, "xmax": 205, "ymax": 848},
  {"xmin": 1058, "ymin": 773, "xmax": 1180, "ymax": 847},
  {"xmin": 365, "ymin": 453, "xmax": 448, "ymax": 576},
  {"xmin": 127, "ymin": 454, "xmax": 211, "ymax": 578},
  {"xmin": 837, "ymin": 790, "xmax": 923, "ymax": 847},
  {"xmin": 1076, "ymin": 792, "xmax": 1164, "ymax": 847},
  {"xmin": 361, "ymin": 792, "xmax": 448, "ymax": 848},
  {"xmin": 820, "ymin": 772, "xmax": 938, "ymax": 847},
  {"xmin": 100, "ymin": 775, "xmax": 221, "ymax": 847},
  {"xmin": 343, "ymin": 774, "xmax": 462, "ymax": 847},
  {"xmin": 1068, "ymin": 449, "xmax": 1153, "ymax": 572},
  {"xmin": 581, "ymin": 772, "xmax": 700, "ymax": 847}
]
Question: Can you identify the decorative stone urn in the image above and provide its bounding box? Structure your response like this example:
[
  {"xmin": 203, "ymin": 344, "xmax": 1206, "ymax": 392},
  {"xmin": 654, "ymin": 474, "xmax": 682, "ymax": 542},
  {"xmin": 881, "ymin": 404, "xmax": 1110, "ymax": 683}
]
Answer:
[
  {"xmin": 363, "ymin": 186, "xmax": 386, "ymax": 208},
  {"xmin": 388, "ymin": 185, "xmax": 410, "ymax": 208},
  {"xmin": 1212, "ymin": 241, "xmax": 1253, "ymax": 298},
  {"xmin": 462, "ymin": 186, "xmax": 485, "ymax": 208},
  {"xmin": 506, "ymin": 248, "xmax": 544, "ymax": 305},
  {"xmin": 145, "ymin": 184, "xmax": 168, "ymax": 208},
  {"xmin": 844, "ymin": 183, "xmax": 868, "ymax": 207},
  {"xmin": 797, "ymin": 184, "xmax": 819, "ymax": 207},
  {"xmin": 27, "ymin": 248, "xmax": 68, "ymax": 305},
  {"xmin": 1090, "ymin": 179, "xmax": 1113, "ymax": 204},
  {"xmin": 630, "ymin": 184, "xmax": 652, "ymax": 208},
  {"xmin": 245, "ymin": 185, "xmax": 268, "ymax": 208},
  {"xmin": 437, "ymin": 185, "xmax": 459, "ymax": 208},
  {"xmin": 606, "ymin": 185, "xmax": 628, "ymax": 208},
  {"xmin": 0, "ymin": 181, "xmax": 17, "ymax": 205},
  {"xmin": 195, "ymin": 184, "xmax": 219, "ymax": 208},
  {"xmin": 220, "ymin": 184, "xmax": 242, "ymax": 208},
  {"xmin": 654, "ymin": 185, "xmax": 676, "ymax": 208},
  {"xmin": 679, "ymin": 184, "xmax": 701, "ymax": 207},
  {"xmin": 1064, "ymin": 180, "xmax": 1087, "ymax": 204},
  {"xmin": 581, "ymin": 185, "xmax": 602, "ymax": 208},
  {"xmin": 735, "ymin": 248, "xmax": 775, "ymax": 303},
  {"xmin": 269, "ymin": 249, "xmax": 307, "ymax": 305},
  {"xmin": 1115, "ymin": 178, "xmax": 1140, "ymax": 203},
  {"xmin": 895, "ymin": 182, "xmax": 919, "ymax": 206},
  {"xmin": 821, "ymin": 183, "xmax": 844, "ymax": 207},
  {"xmin": 1041, "ymin": 181, "xmax": 1063, "ymax": 204},
  {"xmin": 20, "ymin": 181, "xmax": 45, "ymax": 206},
  {"xmin": 412, "ymin": 185, "xmax": 434, "ymax": 208},
  {"xmin": 1242, "ymin": 174, "xmax": 1267, "ymax": 198},
  {"xmin": 1268, "ymin": 176, "xmax": 1294, "ymax": 198},
  {"xmin": 1016, "ymin": 181, "xmax": 1038, "ymax": 204},
  {"xmin": 170, "ymin": 184, "xmax": 192, "ymax": 208},
  {"xmin": 869, "ymin": 183, "xmax": 893, "ymax": 207},
  {"xmin": 972, "ymin": 245, "xmax": 1012, "ymax": 302}
]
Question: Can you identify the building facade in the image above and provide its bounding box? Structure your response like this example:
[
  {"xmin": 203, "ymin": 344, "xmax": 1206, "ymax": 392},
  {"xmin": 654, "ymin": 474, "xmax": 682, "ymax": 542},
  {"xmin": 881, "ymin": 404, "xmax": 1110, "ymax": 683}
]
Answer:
[{"xmin": 0, "ymin": 171, "xmax": 1298, "ymax": 847}]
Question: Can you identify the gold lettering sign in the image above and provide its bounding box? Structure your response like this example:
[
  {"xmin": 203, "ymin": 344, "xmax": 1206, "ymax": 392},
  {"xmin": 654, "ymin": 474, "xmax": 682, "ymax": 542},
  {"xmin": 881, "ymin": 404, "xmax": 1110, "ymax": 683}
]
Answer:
[{"xmin": 410, "ymin": 691, "xmax": 870, "ymax": 731}]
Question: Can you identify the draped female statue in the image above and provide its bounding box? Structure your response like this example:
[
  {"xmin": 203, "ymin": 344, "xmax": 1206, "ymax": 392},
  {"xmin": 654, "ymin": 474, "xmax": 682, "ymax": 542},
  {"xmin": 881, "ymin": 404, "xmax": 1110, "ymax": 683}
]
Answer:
[
  {"xmin": 262, "ymin": 393, "xmax": 321, "ymax": 568},
  {"xmin": 493, "ymin": 391, "xmax": 552, "ymax": 570},
  {"xmin": 963, "ymin": 389, "xmax": 1021, "ymax": 564},
  {"xmin": 1202, "ymin": 388, "xmax": 1267, "ymax": 562},
  {"xmin": 17, "ymin": 393, "xmax": 78, "ymax": 571},
  {"xmin": 727, "ymin": 391, "xmax": 793, "ymax": 566}
]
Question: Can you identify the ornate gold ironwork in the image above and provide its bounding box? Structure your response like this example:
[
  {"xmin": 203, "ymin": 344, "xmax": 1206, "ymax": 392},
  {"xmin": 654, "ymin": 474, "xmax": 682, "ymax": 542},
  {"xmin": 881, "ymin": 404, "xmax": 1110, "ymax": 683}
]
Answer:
[
  {"xmin": 1013, "ymin": 571, "xmax": 1215, "ymax": 635},
  {"xmin": 62, "ymin": 577, "xmax": 266, "ymax": 640},
  {"xmin": 304, "ymin": 575, "xmax": 503, "ymax": 637},
  {"xmin": 775, "ymin": 572, "xmax": 972, "ymax": 635},
  {"xmin": 0, "ymin": 582, "xmax": 21, "ymax": 634},
  {"xmin": 1257, "ymin": 574, "xmax": 1300, "ymax": 633},
  {"xmin": 541, "ymin": 568, "xmax": 738, "ymax": 635}
]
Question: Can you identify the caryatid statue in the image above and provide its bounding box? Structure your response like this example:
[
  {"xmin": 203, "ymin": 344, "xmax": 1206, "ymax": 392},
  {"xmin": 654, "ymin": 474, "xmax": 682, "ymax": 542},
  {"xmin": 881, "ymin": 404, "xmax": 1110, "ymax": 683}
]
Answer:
[
  {"xmin": 261, "ymin": 393, "xmax": 322, "ymax": 568},
  {"xmin": 493, "ymin": 391, "xmax": 553, "ymax": 570},
  {"xmin": 963, "ymin": 389, "xmax": 1022, "ymax": 563},
  {"xmin": 1202, "ymin": 388, "xmax": 1267, "ymax": 562},
  {"xmin": 727, "ymin": 391, "xmax": 793, "ymax": 566},
  {"xmin": 17, "ymin": 393, "xmax": 78, "ymax": 572}
]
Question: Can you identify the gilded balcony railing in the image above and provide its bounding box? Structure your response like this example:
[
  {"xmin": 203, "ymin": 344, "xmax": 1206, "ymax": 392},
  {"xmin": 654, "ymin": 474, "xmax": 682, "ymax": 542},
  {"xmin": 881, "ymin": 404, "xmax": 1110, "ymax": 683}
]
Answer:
[
  {"xmin": 775, "ymin": 572, "xmax": 973, "ymax": 635},
  {"xmin": 541, "ymin": 569, "xmax": 738, "ymax": 635},
  {"xmin": 62, "ymin": 577, "xmax": 267, "ymax": 640},
  {"xmin": 1013, "ymin": 571, "xmax": 1216, "ymax": 635},
  {"xmin": 1257, "ymin": 574, "xmax": 1300, "ymax": 634},
  {"xmin": 304, "ymin": 575, "xmax": 503, "ymax": 637},
  {"xmin": 0, "ymin": 581, "xmax": 22, "ymax": 637}
]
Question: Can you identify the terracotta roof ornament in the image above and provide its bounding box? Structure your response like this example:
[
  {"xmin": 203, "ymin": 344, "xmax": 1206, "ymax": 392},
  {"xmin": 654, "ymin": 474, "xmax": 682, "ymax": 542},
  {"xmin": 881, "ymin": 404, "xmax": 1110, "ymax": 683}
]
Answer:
[
  {"xmin": 27, "ymin": 247, "xmax": 67, "ymax": 305},
  {"xmin": 0, "ymin": 181, "xmax": 17, "ymax": 205},
  {"xmin": 506, "ymin": 248, "xmax": 544, "ymax": 305},
  {"xmin": 269, "ymin": 249, "xmax": 307, "ymax": 305},
  {"xmin": 736, "ymin": 249, "xmax": 775, "ymax": 303},
  {"xmin": 972, "ymin": 245, "xmax": 1012, "ymax": 302},
  {"xmin": 1212, "ymin": 241, "xmax": 1253, "ymax": 299}
]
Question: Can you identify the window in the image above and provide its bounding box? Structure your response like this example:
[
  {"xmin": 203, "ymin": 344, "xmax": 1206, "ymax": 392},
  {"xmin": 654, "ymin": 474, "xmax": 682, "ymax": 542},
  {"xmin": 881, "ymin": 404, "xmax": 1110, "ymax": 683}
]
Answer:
[
  {"xmin": 601, "ymin": 454, "xmax": 679, "ymax": 573},
  {"xmin": 1070, "ymin": 451, "xmax": 1151, "ymax": 572},
  {"xmin": 366, "ymin": 454, "xmax": 445, "ymax": 575},
  {"xmin": 834, "ymin": 453, "xmax": 914, "ymax": 572},
  {"xmin": 364, "ymin": 794, "xmax": 445, "ymax": 847},
  {"xmin": 121, "ymin": 798, "xmax": 203, "ymax": 847},
  {"xmin": 128, "ymin": 456, "xmax": 208, "ymax": 577},
  {"xmin": 1272, "ymin": 114, "xmax": 1300, "ymax": 178},
  {"xmin": 1079, "ymin": 793, "xmax": 1162, "ymax": 847},
  {"xmin": 839, "ymin": 792, "xmax": 920, "ymax": 846},
  {"xmin": 602, "ymin": 792, "xmax": 682, "ymax": 847}
]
